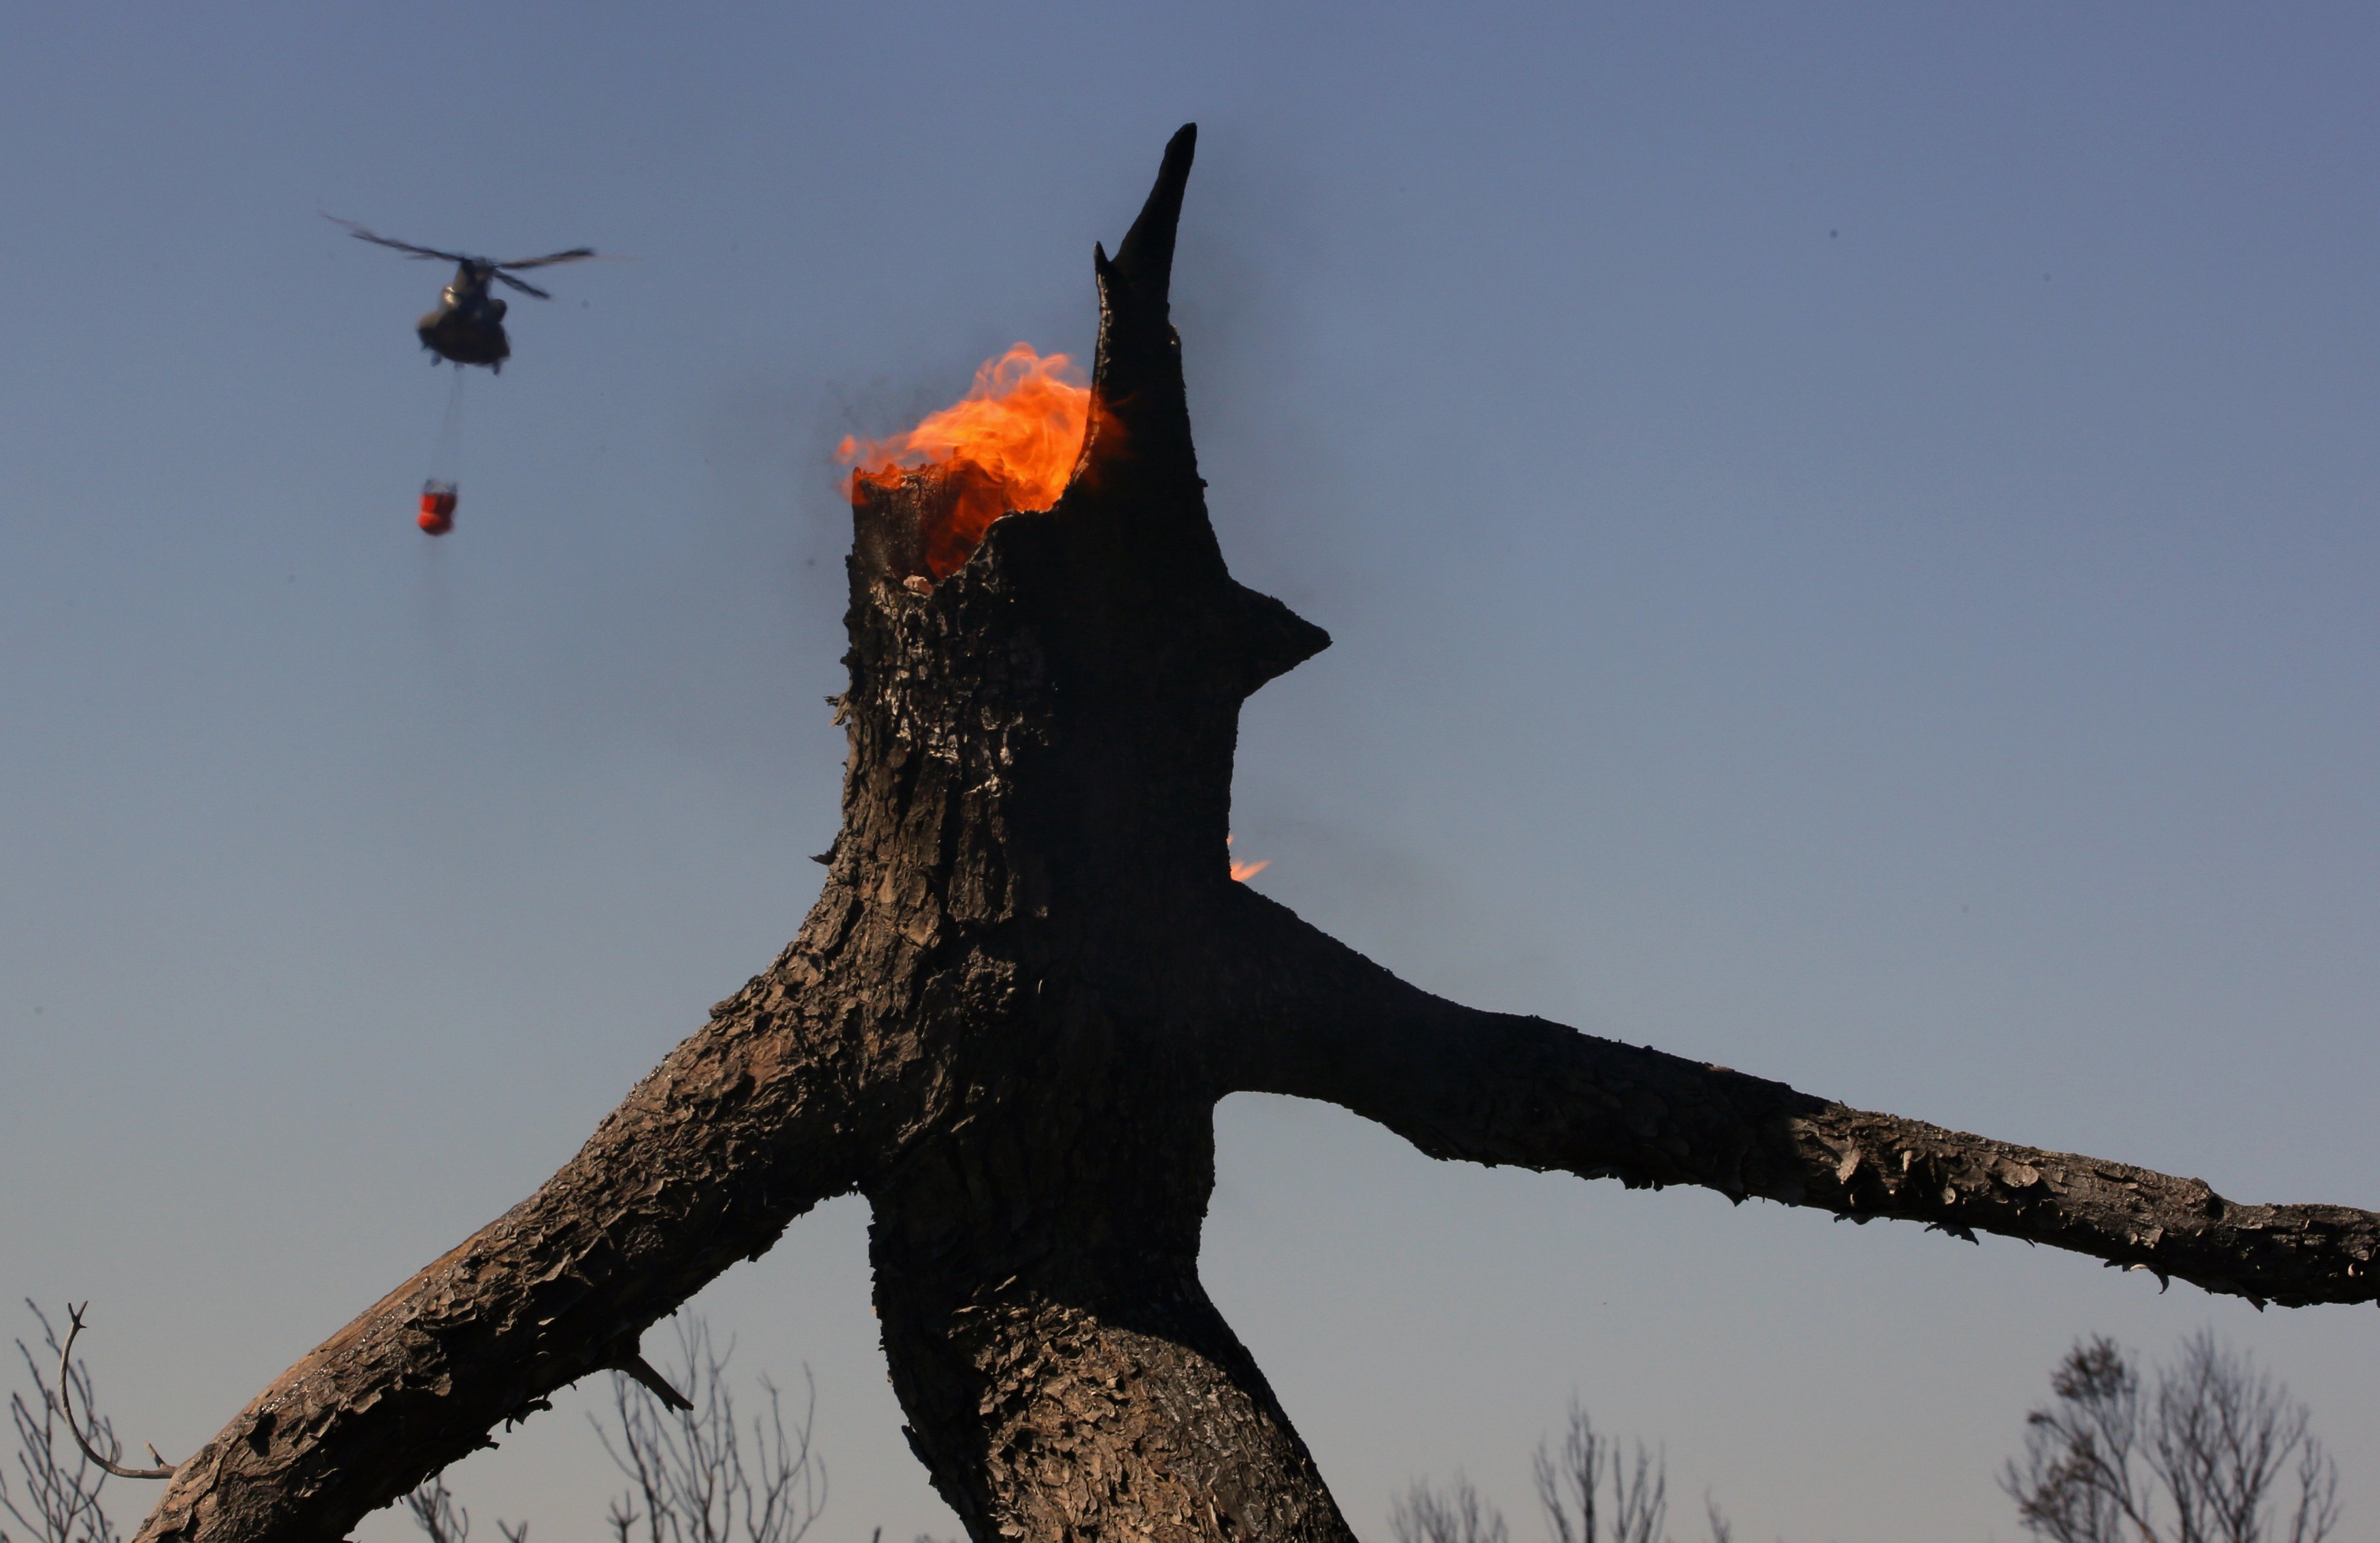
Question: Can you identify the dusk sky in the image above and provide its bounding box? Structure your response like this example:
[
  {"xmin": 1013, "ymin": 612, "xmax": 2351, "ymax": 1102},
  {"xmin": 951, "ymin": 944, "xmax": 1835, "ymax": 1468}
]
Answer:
[{"xmin": 3, "ymin": 7, "xmax": 2376, "ymax": 1540}]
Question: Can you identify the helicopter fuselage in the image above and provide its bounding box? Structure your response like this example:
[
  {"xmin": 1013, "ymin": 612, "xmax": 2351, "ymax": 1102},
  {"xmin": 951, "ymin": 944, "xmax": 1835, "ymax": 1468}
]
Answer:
[
  {"xmin": 333, "ymin": 219, "xmax": 588, "ymax": 369},
  {"xmin": 415, "ymin": 260, "xmax": 511, "ymax": 370}
]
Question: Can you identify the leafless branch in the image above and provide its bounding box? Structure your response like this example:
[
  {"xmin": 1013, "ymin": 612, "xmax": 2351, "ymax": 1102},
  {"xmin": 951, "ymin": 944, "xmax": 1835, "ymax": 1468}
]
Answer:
[
  {"xmin": 591, "ymin": 1315, "xmax": 824, "ymax": 1543},
  {"xmin": 1532, "ymin": 1400, "xmax": 1666, "ymax": 1543},
  {"xmin": 50, "ymin": 1311, "xmax": 170, "ymax": 1485},
  {"xmin": 1221, "ymin": 901, "xmax": 2380, "ymax": 1310},
  {"xmin": 401, "ymin": 1470, "xmax": 527, "ymax": 1543},
  {"xmin": 3, "ymin": 1302, "xmax": 119, "ymax": 1543},
  {"xmin": 2003, "ymin": 1331, "xmax": 2340, "ymax": 1543},
  {"xmin": 402, "ymin": 1476, "xmax": 469, "ymax": 1543},
  {"xmin": 1389, "ymin": 1472, "xmax": 1506, "ymax": 1543}
]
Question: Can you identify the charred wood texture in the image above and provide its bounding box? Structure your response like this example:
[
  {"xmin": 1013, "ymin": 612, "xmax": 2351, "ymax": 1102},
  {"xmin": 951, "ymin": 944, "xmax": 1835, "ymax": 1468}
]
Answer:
[{"xmin": 133, "ymin": 126, "xmax": 2379, "ymax": 1543}]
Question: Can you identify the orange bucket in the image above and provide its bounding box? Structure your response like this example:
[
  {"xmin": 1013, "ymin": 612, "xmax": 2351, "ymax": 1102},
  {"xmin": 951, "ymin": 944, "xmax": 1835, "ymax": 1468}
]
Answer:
[{"xmin": 418, "ymin": 479, "xmax": 458, "ymax": 536}]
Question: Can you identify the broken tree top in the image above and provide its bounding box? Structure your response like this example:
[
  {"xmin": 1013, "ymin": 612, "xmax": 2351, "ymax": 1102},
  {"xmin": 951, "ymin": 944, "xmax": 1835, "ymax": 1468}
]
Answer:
[{"xmin": 128, "ymin": 124, "xmax": 2377, "ymax": 1543}]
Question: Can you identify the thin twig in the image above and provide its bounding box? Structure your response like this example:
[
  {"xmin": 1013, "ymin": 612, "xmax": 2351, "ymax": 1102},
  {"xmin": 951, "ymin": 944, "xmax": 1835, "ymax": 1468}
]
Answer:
[{"xmin": 54, "ymin": 1306, "xmax": 175, "ymax": 1480}]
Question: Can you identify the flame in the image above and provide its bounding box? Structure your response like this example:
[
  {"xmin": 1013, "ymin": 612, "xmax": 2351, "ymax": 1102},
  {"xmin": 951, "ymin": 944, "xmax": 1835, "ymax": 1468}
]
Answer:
[
  {"xmin": 1228, "ymin": 835, "xmax": 1269, "ymax": 883},
  {"xmin": 838, "ymin": 345, "xmax": 1110, "ymax": 579}
]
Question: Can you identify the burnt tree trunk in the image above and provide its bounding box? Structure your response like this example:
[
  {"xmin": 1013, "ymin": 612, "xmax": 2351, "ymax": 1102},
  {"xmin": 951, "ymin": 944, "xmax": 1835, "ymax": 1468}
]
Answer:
[{"xmin": 133, "ymin": 127, "xmax": 2379, "ymax": 1543}]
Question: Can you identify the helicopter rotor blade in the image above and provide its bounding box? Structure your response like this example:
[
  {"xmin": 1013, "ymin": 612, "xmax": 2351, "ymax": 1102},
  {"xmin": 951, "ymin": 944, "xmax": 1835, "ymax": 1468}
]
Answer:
[
  {"xmin": 494, "ymin": 270, "xmax": 555, "ymax": 301},
  {"xmin": 495, "ymin": 248, "xmax": 597, "ymax": 271},
  {"xmin": 324, "ymin": 216, "xmax": 474, "ymax": 265}
]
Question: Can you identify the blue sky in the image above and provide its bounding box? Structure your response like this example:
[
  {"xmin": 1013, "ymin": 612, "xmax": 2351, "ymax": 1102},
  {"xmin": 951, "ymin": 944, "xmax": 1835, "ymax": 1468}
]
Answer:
[{"xmin": 3, "ymin": 6, "xmax": 2375, "ymax": 1540}]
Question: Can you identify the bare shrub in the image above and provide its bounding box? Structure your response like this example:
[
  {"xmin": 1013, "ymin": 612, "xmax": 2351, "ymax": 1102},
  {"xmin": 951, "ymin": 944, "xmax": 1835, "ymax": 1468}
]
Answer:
[
  {"xmin": 1533, "ymin": 1400, "xmax": 1668, "ymax": 1543},
  {"xmin": 1, "ymin": 1303, "xmax": 118, "ymax": 1543},
  {"xmin": 594, "ymin": 1316, "xmax": 824, "ymax": 1543},
  {"xmin": 401, "ymin": 1473, "xmax": 525, "ymax": 1543},
  {"xmin": 2003, "ymin": 1329, "xmax": 2340, "ymax": 1543},
  {"xmin": 1391, "ymin": 1472, "xmax": 1508, "ymax": 1543},
  {"xmin": 1394, "ymin": 1401, "xmax": 1737, "ymax": 1543}
]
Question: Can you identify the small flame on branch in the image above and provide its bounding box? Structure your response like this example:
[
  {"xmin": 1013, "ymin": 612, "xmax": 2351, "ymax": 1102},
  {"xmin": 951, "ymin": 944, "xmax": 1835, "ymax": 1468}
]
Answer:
[
  {"xmin": 838, "ymin": 345, "xmax": 1112, "ymax": 579},
  {"xmin": 1228, "ymin": 836, "xmax": 1269, "ymax": 883}
]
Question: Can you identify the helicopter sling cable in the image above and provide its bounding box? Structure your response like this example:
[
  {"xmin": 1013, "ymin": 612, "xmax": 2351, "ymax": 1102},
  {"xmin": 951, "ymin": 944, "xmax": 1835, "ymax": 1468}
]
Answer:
[{"xmin": 419, "ymin": 363, "xmax": 467, "ymax": 536}]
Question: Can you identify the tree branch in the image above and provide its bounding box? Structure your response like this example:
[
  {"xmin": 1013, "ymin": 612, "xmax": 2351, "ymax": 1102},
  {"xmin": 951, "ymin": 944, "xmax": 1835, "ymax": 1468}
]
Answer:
[
  {"xmin": 614, "ymin": 1355, "xmax": 693, "ymax": 1415},
  {"xmin": 131, "ymin": 935, "xmax": 893, "ymax": 1543},
  {"xmin": 1211, "ymin": 894, "xmax": 2380, "ymax": 1310}
]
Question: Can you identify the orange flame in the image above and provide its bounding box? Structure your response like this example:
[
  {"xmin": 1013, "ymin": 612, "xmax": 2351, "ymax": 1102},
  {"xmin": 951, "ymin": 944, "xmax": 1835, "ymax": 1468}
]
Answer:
[
  {"xmin": 1228, "ymin": 835, "xmax": 1269, "ymax": 883},
  {"xmin": 838, "ymin": 345, "xmax": 1110, "ymax": 579}
]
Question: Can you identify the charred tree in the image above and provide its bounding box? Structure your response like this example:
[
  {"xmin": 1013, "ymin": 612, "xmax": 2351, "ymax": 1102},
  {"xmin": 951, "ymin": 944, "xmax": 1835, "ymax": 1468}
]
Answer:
[{"xmin": 128, "ymin": 127, "xmax": 2378, "ymax": 1543}]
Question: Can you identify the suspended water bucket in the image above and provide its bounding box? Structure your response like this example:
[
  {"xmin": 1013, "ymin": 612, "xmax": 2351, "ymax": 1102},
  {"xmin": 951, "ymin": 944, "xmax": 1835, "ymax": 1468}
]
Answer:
[{"xmin": 418, "ymin": 479, "xmax": 458, "ymax": 536}]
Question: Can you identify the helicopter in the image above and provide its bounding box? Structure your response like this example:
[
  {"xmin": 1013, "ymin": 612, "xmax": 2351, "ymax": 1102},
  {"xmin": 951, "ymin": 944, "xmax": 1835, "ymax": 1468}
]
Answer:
[{"xmin": 328, "ymin": 217, "xmax": 595, "ymax": 371}]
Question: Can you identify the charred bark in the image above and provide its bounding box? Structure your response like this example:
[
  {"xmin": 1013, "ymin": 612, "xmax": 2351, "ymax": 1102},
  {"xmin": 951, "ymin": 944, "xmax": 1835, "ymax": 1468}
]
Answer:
[{"xmin": 132, "ymin": 126, "xmax": 2378, "ymax": 1543}]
